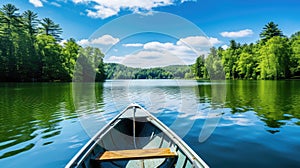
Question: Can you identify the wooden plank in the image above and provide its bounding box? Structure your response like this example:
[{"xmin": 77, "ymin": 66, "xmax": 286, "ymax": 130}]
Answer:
[{"xmin": 97, "ymin": 148, "xmax": 177, "ymax": 161}]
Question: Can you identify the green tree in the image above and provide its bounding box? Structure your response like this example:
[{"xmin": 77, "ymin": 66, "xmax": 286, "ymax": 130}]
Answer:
[
  {"xmin": 96, "ymin": 58, "xmax": 106, "ymax": 81},
  {"xmin": 35, "ymin": 34, "xmax": 63, "ymax": 81},
  {"xmin": 290, "ymin": 32, "xmax": 300, "ymax": 76},
  {"xmin": 0, "ymin": 3, "xmax": 90, "ymax": 82},
  {"xmin": 0, "ymin": 4, "xmax": 21, "ymax": 81},
  {"xmin": 193, "ymin": 55, "xmax": 206, "ymax": 79},
  {"xmin": 40, "ymin": 18, "xmax": 62, "ymax": 41},
  {"xmin": 260, "ymin": 22, "xmax": 284, "ymax": 43},
  {"xmin": 22, "ymin": 10, "xmax": 39, "ymax": 81},
  {"xmin": 222, "ymin": 40, "xmax": 240, "ymax": 79},
  {"xmin": 0, "ymin": 4, "xmax": 20, "ymax": 31},
  {"xmin": 74, "ymin": 47, "xmax": 105, "ymax": 82},
  {"xmin": 0, "ymin": 9, "xmax": 7, "ymax": 80},
  {"xmin": 258, "ymin": 36, "xmax": 291, "ymax": 79},
  {"xmin": 61, "ymin": 38, "xmax": 80, "ymax": 81},
  {"xmin": 22, "ymin": 10, "xmax": 38, "ymax": 41},
  {"xmin": 206, "ymin": 47, "xmax": 225, "ymax": 80},
  {"xmin": 236, "ymin": 43, "xmax": 258, "ymax": 79}
]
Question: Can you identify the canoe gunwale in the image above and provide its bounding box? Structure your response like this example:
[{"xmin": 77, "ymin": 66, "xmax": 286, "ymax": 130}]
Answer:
[
  {"xmin": 65, "ymin": 105, "xmax": 133, "ymax": 168},
  {"xmin": 145, "ymin": 113, "xmax": 209, "ymax": 168},
  {"xmin": 65, "ymin": 103, "xmax": 209, "ymax": 168}
]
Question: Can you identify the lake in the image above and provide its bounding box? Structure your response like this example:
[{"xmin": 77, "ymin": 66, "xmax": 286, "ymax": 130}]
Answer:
[{"xmin": 0, "ymin": 80, "xmax": 300, "ymax": 167}]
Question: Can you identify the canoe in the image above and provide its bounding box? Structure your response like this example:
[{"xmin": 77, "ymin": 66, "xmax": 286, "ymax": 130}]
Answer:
[{"xmin": 66, "ymin": 103, "xmax": 209, "ymax": 168}]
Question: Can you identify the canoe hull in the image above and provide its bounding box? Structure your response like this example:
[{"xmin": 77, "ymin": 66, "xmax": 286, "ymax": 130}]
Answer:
[{"xmin": 66, "ymin": 103, "xmax": 208, "ymax": 168}]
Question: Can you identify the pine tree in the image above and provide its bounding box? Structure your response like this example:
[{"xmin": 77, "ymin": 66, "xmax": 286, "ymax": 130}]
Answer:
[{"xmin": 260, "ymin": 22, "xmax": 284, "ymax": 43}]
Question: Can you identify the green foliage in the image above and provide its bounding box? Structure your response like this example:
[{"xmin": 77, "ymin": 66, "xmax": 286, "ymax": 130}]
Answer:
[
  {"xmin": 61, "ymin": 38, "xmax": 80, "ymax": 81},
  {"xmin": 0, "ymin": 4, "xmax": 22, "ymax": 81},
  {"xmin": 36, "ymin": 34, "xmax": 63, "ymax": 81},
  {"xmin": 236, "ymin": 43, "xmax": 258, "ymax": 79},
  {"xmin": 258, "ymin": 36, "xmax": 290, "ymax": 79},
  {"xmin": 104, "ymin": 63, "xmax": 136, "ymax": 79},
  {"xmin": 74, "ymin": 47, "xmax": 105, "ymax": 82},
  {"xmin": 105, "ymin": 22, "xmax": 298, "ymax": 81},
  {"xmin": 1, "ymin": 3, "xmax": 300, "ymax": 82},
  {"xmin": 104, "ymin": 63, "xmax": 192, "ymax": 79},
  {"xmin": 221, "ymin": 40, "xmax": 241, "ymax": 79},
  {"xmin": 22, "ymin": 10, "xmax": 38, "ymax": 39},
  {"xmin": 192, "ymin": 22, "xmax": 298, "ymax": 80},
  {"xmin": 163, "ymin": 65, "xmax": 193, "ymax": 79},
  {"xmin": 260, "ymin": 21, "xmax": 284, "ymax": 43},
  {"xmin": 135, "ymin": 68, "xmax": 172, "ymax": 79},
  {"xmin": 290, "ymin": 32, "xmax": 300, "ymax": 76},
  {"xmin": 193, "ymin": 55, "xmax": 206, "ymax": 79},
  {"xmin": 40, "ymin": 18, "xmax": 62, "ymax": 41},
  {"xmin": 0, "ymin": 3, "xmax": 106, "ymax": 82},
  {"xmin": 205, "ymin": 47, "xmax": 225, "ymax": 80}
]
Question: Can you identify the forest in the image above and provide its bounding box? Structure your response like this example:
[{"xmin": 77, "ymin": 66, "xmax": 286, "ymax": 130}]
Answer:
[
  {"xmin": 194, "ymin": 22, "xmax": 300, "ymax": 80},
  {"xmin": 1, "ymin": 3, "xmax": 300, "ymax": 82},
  {"xmin": 104, "ymin": 63, "xmax": 192, "ymax": 79},
  {"xmin": 0, "ymin": 4, "xmax": 104, "ymax": 82}
]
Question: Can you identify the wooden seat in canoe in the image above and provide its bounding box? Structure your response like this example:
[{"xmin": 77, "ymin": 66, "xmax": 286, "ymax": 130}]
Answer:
[{"xmin": 96, "ymin": 148, "xmax": 177, "ymax": 161}]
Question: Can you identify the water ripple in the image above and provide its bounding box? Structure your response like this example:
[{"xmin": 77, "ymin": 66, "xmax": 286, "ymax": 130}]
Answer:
[{"xmin": 1, "ymin": 81, "xmax": 300, "ymax": 167}]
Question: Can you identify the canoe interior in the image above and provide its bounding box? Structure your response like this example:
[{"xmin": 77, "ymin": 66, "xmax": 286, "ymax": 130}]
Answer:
[
  {"xmin": 75, "ymin": 117, "xmax": 197, "ymax": 168},
  {"xmin": 68, "ymin": 105, "xmax": 207, "ymax": 168}
]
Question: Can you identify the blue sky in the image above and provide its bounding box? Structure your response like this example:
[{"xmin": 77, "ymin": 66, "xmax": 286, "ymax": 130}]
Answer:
[{"xmin": 1, "ymin": 0, "xmax": 300, "ymax": 67}]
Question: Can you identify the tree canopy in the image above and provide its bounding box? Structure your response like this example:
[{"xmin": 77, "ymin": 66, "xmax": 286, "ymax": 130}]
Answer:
[
  {"xmin": 0, "ymin": 3, "xmax": 104, "ymax": 82},
  {"xmin": 1, "ymin": 3, "xmax": 300, "ymax": 82},
  {"xmin": 260, "ymin": 21, "xmax": 284, "ymax": 43},
  {"xmin": 193, "ymin": 22, "xmax": 299, "ymax": 80}
]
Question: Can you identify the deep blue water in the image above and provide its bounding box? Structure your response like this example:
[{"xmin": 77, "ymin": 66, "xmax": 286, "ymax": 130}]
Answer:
[{"xmin": 0, "ymin": 80, "xmax": 300, "ymax": 167}]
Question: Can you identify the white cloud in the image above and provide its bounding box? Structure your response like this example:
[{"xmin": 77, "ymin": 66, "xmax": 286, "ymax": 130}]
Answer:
[
  {"xmin": 105, "ymin": 35, "xmax": 220, "ymax": 67},
  {"xmin": 104, "ymin": 35, "xmax": 221, "ymax": 67},
  {"xmin": 144, "ymin": 42, "xmax": 178, "ymax": 50},
  {"xmin": 29, "ymin": 0, "xmax": 43, "ymax": 7},
  {"xmin": 73, "ymin": 0, "xmax": 85, "ymax": 3},
  {"xmin": 220, "ymin": 29, "xmax": 253, "ymax": 38},
  {"xmin": 92, "ymin": 34, "xmax": 120, "ymax": 45},
  {"xmin": 178, "ymin": 36, "xmax": 221, "ymax": 48},
  {"xmin": 86, "ymin": 5, "xmax": 120, "ymax": 19},
  {"xmin": 181, "ymin": 0, "xmax": 196, "ymax": 2},
  {"xmin": 208, "ymin": 37, "xmax": 222, "ymax": 45},
  {"xmin": 108, "ymin": 56, "xmax": 125, "ymax": 63},
  {"xmin": 123, "ymin": 43, "xmax": 144, "ymax": 47},
  {"xmin": 51, "ymin": 2, "xmax": 61, "ymax": 7},
  {"xmin": 121, "ymin": 36, "xmax": 219, "ymax": 53},
  {"xmin": 106, "ymin": 50, "xmax": 186, "ymax": 68},
  {"xmin": 78, "ymin": 34, "xmax": 120, "ymax": 46},
  {"xmin": 143, "ymin": 41, "xmax": 196, "ymax": 58},
  {"xmin": 221, "ymin": 44, "xmax": 229, "ymax": 50},
  {"xmin": 77, "ymin": 39, "xmax": 90, "ymax": 46},
  {"xmin": 72, "ymin": 0, "xmax": 194, "ymax": 19}
]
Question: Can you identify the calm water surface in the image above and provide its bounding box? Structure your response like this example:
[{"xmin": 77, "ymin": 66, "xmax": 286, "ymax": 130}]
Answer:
[{"xmin": 0, "ymin": 80, "xmax": 300, "ymax": 167}]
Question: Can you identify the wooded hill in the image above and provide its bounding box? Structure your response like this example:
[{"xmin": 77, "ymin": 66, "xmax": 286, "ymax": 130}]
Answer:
[{"xmin": 104, "ymin": 63, "xmax": 193, "ymax": 79}]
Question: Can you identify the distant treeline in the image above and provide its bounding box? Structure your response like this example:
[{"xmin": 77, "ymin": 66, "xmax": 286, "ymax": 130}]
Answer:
[{"xmin": 104, "ymin": 63, "xmax": 193, "ymax": 79}]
